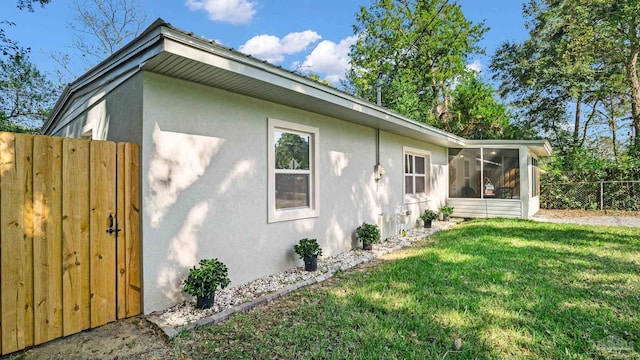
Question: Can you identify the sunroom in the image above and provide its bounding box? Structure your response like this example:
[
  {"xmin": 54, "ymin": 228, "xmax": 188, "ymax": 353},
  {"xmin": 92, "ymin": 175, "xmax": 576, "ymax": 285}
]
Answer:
[{"xmin": 446, "ymin": 140, "xmax": 552, "ymax": 219}]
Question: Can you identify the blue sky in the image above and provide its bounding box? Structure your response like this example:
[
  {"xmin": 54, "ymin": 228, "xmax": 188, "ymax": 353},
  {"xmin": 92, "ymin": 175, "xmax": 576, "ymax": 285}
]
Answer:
[{"xmin": 1, "ymin": 0, "xmax": 530, "ymax": 85}]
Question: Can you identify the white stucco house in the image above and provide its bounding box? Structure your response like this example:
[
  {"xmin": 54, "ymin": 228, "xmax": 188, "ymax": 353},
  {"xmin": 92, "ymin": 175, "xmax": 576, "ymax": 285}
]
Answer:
[{"xmin": 43, "ymin": 19, "xmax": 551, "ymax": 313}]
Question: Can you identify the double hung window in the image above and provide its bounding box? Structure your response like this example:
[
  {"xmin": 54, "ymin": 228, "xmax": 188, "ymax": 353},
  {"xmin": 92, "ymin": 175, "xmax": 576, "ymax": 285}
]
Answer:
[
  {"xmin": 403, "ymin": 147, "xmax": 431, "ymax": 202},
  {"xmin": 268, "ymin": 118, "xmax": 319, "ymax": 222}
]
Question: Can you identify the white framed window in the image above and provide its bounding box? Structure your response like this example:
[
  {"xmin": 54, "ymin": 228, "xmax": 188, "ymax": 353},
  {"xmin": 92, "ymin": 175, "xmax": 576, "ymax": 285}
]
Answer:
[
  {"xmin": 268, "ymin": 118, "xmax": 319, "ymax": 223},
  {"xmin": 403, "ymin": 146, "xmax": 431, "ymax": 203}
]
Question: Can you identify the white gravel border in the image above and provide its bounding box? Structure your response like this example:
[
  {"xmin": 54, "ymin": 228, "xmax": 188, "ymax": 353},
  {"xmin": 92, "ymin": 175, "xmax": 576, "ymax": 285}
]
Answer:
[{"xmin": 147, "ymin": 219, "xmax": 462, "ymax": 339}]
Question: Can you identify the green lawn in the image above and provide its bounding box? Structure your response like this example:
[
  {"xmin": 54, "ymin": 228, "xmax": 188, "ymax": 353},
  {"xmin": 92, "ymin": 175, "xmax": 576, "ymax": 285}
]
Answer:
[{"xmin": 172, "ymin": 219, "xmax": 640, "ymax": 359}]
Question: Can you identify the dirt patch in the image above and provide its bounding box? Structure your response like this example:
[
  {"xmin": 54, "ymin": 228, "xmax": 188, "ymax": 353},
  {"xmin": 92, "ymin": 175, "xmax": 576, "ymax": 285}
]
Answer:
[
  {"xmin": 534, "ymin": 209, "xmax": 640, "ymax": 228},
  {"xmin": 7, "ymin": 317, "xmax": 172, "ymax": 360}
]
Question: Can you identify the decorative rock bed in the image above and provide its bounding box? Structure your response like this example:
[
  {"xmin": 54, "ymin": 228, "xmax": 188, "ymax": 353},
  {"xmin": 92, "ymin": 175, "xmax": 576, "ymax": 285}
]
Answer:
[{"xmin": 147, "ymin": 219, "xmax": 462, "ymax": 339}]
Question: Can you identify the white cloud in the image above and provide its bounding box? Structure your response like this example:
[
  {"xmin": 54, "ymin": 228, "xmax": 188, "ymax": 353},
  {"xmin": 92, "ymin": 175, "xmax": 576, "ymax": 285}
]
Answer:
[
  {"xmin": 185, "ymin": 0, "xmax": 258, "ymax": 25},
  {"xmin": 239, "ymin": 30, "xmax": 321, "ymax": 63},
  {"xmin": 300, "ymin": 35, "xmax": 358, "ymax": 84},
  {"xmin": 466, "ymin": 59, "xmax": 482, "ymax": 73}
]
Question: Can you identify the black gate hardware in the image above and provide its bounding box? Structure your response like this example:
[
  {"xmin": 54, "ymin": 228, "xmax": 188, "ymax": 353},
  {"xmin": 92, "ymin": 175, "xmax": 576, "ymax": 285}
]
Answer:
[{"xmin": 106, "ymin": 213, "xmax": 122, "ymax": 235}]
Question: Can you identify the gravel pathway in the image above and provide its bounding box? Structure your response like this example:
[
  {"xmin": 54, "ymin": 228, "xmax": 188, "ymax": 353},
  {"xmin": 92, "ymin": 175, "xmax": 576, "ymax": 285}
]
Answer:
[
  {"xmin": 533, "ymin": 209, "xmax": 640, "ymax": 228},
  {"xmin": 151, "ymin": 219, "xmax": 462, "ymax": 330}
]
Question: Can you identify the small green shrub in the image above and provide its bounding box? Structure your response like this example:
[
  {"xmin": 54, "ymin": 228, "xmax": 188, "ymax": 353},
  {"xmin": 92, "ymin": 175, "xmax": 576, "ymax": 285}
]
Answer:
[
  {"xmin": 183, "ymin": 258, "xmax": 230, "ymax": 298},
  {"xmin": 293, "ymin": 238, "xmax": 323, "ymax": 259},
  {"xmin": 420, "ymin": 209, "xmax": 438, "ymax": 221},
  {"xmin": 356, "ymin": 222, "xmax": 380, "ymax": 246},
  {"xmin": 440, "ymin": 205, "xmax": 454, "ymax": 216}
]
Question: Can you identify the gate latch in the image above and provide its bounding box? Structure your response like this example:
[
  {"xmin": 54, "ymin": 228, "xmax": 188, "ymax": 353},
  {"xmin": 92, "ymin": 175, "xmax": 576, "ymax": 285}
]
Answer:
[{"xmin": 106, "ymin": 214, "xmax": 122, "ymax": 235}]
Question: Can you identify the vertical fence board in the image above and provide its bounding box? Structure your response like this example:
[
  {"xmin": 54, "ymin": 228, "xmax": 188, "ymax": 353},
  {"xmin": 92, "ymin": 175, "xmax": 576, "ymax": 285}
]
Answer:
[
  {"xmin": 62, "ymin": 139, "xmax": 91, "ymax": 336},
  {"xmin": 0, "ymin": 132, "xmax": 29, "ymax": 353},
  {"xmin": 21, "ymin": 135, "xmax": 34, "ymax": 348},
  {"xmin": 33, "ymin": 136, "xmax": 63, "ymax": 345},
  {"xmin": 0, "ymin": 132, "xmax": 12, "ymax": 354},
  {"xmin": 116, "ymin": 143, "xmax": 126, "ymax": 319},
  {"xmin": 125, "ymin": 143, "xmax": 141, "ymax": 317},
  {"xmin": 89, "ymin": 141, "xmax": 116, "ymax": 328}
]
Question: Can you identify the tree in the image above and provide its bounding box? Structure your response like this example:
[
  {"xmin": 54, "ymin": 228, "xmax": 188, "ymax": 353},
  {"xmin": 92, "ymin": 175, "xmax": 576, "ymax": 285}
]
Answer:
[
  {"xmin": 491, "ymin": 0, "xmax": 640, "ymax": 155},
  {"xmin": 346, "ymin": 0, "xmax": 487, "ymax": 129},
  {"xmin": 0, "ymin": 50, "xmax": 57, "ymax": 130},
  {"xmin": 578, "ymin": 0, "xmax": 640, "ymax": 152},
  {"xmin": 0, "ymin": 0, "xmax": 55, "ymax": 131},
  {"xmin": 449, "ymin": 71, "xmax": 515, "ymax": 139},
  {"xmin": 52, "ymin": 0, "xmax": 147, "ymax": 79}
]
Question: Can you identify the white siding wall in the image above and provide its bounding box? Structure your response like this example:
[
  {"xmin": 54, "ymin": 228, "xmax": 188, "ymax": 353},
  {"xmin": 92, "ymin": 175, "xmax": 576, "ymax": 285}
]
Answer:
[
  {"xmin": 447, "ymin": 198, "xmax": 522, "ymax": 218},
  {"xmin": 140, "ymin": 72, "xmax": 448, "ymax": 313},
  {"xmin": 378, "ymin": 132, "xmax": 448, "ymax": 232}
]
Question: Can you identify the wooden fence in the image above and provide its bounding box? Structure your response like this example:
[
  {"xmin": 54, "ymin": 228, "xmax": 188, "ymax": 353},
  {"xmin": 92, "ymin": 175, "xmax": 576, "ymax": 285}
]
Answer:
[{"xmin": 0, "ymin": 132, "xmax": 140, "ymax": 355}]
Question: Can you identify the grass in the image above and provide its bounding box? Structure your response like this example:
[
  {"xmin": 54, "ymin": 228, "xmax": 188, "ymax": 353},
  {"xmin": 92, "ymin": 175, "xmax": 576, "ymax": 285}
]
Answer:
[{"xmin": 172, "ymin": 219, "xmax": 640, "ymax": 359}]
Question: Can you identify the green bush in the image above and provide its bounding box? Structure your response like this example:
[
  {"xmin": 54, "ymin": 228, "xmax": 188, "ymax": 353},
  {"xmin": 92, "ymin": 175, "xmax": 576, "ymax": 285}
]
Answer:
[
  {"xmin": 293, "ymin": 238, "xmax": 323, "ymax": 259},
  {"xmin": 183, "ymin": 258, "xmax": 230, "ymax": 298},
  {"xmin": 420, "ymin": 209, "xmax": 438, "ymax": 221},
  {"xmin": 439, "ymin": 205, "xmax": 454, "ymax": 216},
  {"xmin": 356, "ymin": 222, "xmax": 380, "ymax": 246}
]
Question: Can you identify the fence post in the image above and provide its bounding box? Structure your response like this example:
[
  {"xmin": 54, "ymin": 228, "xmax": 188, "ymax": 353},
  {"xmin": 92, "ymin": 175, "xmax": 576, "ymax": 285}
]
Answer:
[{"xmin": 600, "ymin": 181, "xmax": 604, "ymax": 211}]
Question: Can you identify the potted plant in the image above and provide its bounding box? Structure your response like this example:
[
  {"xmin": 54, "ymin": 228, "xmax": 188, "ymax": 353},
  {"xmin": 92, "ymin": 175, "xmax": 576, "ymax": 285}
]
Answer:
[
  {"xmin": 356, "ymin": 222, "xmax": 380, "ymax": 250},
  {"xmin": 420, "ymin": 209, "xmax": 438, "ymax": 228},
  {"xmin": 440, "ymin": 205, "xmax": 454, "ymax": 221},
  {"xmin": 183, "ymin": 258, "xmax": 231, "ymax": 309},
  {"xmin": 293, "ymin": 238, "xmax": 323, "ymax": 271}
]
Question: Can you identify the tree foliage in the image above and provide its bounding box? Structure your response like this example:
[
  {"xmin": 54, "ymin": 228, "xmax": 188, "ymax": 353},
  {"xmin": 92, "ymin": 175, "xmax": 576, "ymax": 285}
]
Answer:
[
  {"xmin": 346, "ymin": 0, "xmax": 488, "ymax": 129},
  {"xmin": 449, "ymin": 71, "xmax": 515, "ymax": 139},
  {"xmin": 0, "ymin": 50, "xmax": 57, "ymax": 130},
  {"xmin": 0, "ymin": 0, "xmax": 55, "ymax": 132},
  {"xmin": 491, "ymin": 0, "xmax": 640, "ymax": 158}
]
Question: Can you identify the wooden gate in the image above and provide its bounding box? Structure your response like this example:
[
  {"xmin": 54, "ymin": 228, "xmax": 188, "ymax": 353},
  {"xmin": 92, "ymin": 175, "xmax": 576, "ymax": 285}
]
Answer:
[{"xmin": 0, "ymin": 132, "xmax": 140, "ymax": 355}]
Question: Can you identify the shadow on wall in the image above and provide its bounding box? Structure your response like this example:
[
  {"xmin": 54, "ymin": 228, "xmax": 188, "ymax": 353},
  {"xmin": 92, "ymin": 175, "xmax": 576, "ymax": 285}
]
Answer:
[
  {"xmin": 276, "ymin": 147, "xmax": 386, "ymax": 259},
  {"xmin": 156, "ymin": 201, "xmax": 210, "ymax": 303},
  {"xmin": 146, "ymin": 124, "xmax": 224, "ymax": 305},
  {"xmin": 147, "ymin": 124, "xmax": 224, "ymax": 228},
  {"xmin": 324, "ymin": 151, "xmax": 352, "ymax": 254}
]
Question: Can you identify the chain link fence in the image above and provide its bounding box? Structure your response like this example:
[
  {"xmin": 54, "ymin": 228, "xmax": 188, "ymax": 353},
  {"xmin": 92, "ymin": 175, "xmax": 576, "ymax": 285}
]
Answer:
[{"xmin": 541, "ymin": 181, "xmax": 640, "ymax": 211}]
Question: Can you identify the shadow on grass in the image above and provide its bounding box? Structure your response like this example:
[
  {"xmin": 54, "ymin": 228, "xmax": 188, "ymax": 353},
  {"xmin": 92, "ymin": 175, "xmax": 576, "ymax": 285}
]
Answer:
[{"xmin": 173, "ymin": 219, "xmax": 640, "ymax": 359}]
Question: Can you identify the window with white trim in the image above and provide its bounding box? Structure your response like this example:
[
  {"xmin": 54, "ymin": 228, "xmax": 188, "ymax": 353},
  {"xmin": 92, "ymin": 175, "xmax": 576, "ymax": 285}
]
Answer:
[
  {"xmin": 403, "ymin": 147, "xmax": 431, "ymax": 201},
  {"xmin": 268, "ymin": 118, "xmax": 319, "ymax": 223}
]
